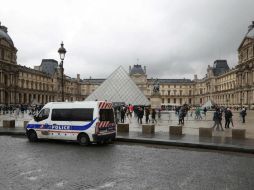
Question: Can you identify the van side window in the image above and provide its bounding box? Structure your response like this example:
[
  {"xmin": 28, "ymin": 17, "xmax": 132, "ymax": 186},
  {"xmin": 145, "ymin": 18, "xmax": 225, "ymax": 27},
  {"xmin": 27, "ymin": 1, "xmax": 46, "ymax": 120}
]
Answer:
[
  {"xmin": 37, "ymin": 108, "xmax": 50, "ymax": 121},
  {"xmin": 71, "ymin": 109, "xmax": 93, "ymax": 121},
  {"xmin": 99, "ymin": 109, "xmax": 114, "ymax": 123},
  {"xmin": 51, "ymin": 109, "xmax": 94, "ymax": 121},
  {"xmin": 51, "ymin": 109, "xmax": 71, "ymax": 121}
]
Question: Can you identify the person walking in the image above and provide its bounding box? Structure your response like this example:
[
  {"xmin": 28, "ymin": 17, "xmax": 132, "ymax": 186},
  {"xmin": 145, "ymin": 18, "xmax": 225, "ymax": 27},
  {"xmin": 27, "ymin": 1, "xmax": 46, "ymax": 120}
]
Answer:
[
  {"xmin": 212, "ymin": 108, "xmax": 224, "ymax": 131},
  {"xmin": 178, "ymin": 106, "xmax": 186, "ymax": 125},
  {"xmin": 120, "ymin": 106, "xmax": 126, "ymax": 123},
  {"xmin": 137, "ymin": 106, "xmax": 144, "ymax": 124},
  {"xmin": 151, "ymin": 109, "xmax": 157, "ymax": 123},
  {"xmin": 128, "ymin": 104, "xmax": 134, "ymax": 118},
  {"xmin": 240, "ymin": 107, "xmax": 247, "ymax": 123},
  {"xmin": 203, "ymin": 107, "xmax": 207, "ymax": 118},
  {"xmin": 224, "ymin": 108, "xmax": 233, "ymax": 128},
  {"xmin": 195, "ymin": 107, "xmax": 202, "ymax": 120},
  {"xmin": 145, "ymin": 107, "xmax": 150, "ymax": 124}
]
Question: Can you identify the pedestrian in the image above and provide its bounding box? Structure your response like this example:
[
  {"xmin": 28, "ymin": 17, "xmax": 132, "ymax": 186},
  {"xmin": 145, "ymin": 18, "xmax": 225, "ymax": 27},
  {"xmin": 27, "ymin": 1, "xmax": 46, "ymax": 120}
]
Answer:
[
  {"xmin": 178, "ymin": 106, "xmax": 186, "ymax": 125},
  {"xmin": 120, "ymin": 106, "xmax": 126, "ymax": 123},
  {"xmin": 158, "ymin": 109, "xmax": 161, "ymax": 119},
  {"xmin": 240, "ymin": 107, "xmax": 247, "ymax": 123},
  {"xmin": 128, "ymin": 104, "xmax": 134, "ymax": 118},
  {"xmin": 126, "ymin": 108, "xmax": 132, "ymax": 123},
  {"xmin": 195, "ymin": 107, "xmax": 202, "ymax": 120},
  {"xmin": 212, "ymin": 108, "xmax": 224, "ymax": 131},
  {"xmin": 224, "ymin": 107, "xmax": 233, "ymax": 128},
  {"xmin": 151, "ymin": 109, "xmax": 157, "ymax": 123},
  {"xmin": 203, "ymin": 107, "xmax": 207, "ymax": 118},
  {"xmin": 145, "ymin": 107, "xmax": 150, "ymax": 124},
  {"xmin": 137, "ymin": 106, "xmax": 144, "ymax": 124}
]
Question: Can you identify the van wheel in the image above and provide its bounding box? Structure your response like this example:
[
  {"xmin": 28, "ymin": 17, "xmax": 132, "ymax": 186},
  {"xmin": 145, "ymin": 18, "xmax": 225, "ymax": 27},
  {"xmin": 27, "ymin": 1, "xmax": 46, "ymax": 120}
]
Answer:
[
  {"xmin": 78, "ymin": 133, "xmax": 90, "ymax": 146},
  {"xmin": 27, "ymin": 130, "xmax": 38, "ymax": 142}
]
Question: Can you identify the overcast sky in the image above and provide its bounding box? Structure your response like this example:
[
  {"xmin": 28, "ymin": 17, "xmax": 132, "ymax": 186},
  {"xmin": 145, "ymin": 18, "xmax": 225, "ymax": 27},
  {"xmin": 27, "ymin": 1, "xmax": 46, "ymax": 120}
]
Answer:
[{"xmin": 1, "ymin": 0, "xmax": 253, "ymax": 79}]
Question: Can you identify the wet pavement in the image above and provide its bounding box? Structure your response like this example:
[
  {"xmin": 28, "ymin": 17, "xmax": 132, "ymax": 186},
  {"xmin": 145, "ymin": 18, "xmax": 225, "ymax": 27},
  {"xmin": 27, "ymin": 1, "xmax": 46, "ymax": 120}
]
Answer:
[{"xmin": 0, "ymin": 136, "xmax": 254, "ymax": 190}]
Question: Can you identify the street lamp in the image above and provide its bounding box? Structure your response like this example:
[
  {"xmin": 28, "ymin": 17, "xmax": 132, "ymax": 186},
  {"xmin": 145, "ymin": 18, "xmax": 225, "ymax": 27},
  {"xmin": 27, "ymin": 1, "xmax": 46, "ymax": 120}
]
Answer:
[{"xmin": 58, "ymin": 42, "xmax": 67, "ymax": 102}]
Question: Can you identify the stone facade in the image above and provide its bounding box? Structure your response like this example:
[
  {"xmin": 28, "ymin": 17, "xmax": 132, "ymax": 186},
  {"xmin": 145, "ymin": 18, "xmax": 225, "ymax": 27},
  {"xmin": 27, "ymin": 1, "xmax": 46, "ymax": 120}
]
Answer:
[
  {"xmin": 1, "ymin": 21, "xmax": 254, "ymax": 108},
  {"xmin": 235, "ymin": 22, "xmax": 254, "ymax": 109},
  {"xmin": 0, "ymin": 22, "xmax": 83, "ymax": 105}
]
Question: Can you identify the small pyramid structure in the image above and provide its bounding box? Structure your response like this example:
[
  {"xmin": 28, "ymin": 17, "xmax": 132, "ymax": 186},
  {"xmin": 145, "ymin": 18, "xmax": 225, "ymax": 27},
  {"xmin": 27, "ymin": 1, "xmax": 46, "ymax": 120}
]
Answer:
[
  {"xmin": 85, "ymin": 66, "xmax": 150, "ymax": 105},
  {"xmin": 201, "ymin": 100, "xmax": 216, "ymax": 109}
]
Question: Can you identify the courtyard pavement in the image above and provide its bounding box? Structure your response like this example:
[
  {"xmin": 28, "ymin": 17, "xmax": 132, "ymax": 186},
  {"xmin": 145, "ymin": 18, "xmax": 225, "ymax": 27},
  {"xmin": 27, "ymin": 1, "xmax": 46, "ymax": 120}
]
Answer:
[{"xmin": 0, "ymin": 110, "xmax": 254, "ymax": 153}]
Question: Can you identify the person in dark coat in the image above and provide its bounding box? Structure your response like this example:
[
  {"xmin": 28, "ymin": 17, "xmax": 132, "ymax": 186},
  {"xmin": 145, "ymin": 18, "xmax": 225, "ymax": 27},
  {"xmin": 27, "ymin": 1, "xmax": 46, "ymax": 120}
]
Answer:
[
  {"xmin": 145, "ymin": 107, "xmax": 150, "ymax": 124},
  {"xmin": 137, "ymin": 106, "xmax": 144, "ymax": 124},
  {"xmin": 212, "ymin": 108, "xmax": 224, "ymax": 131},
  {"xmin": 120, "ymin": 106, "xmax": 126, "ymax": 123},
  {"xmin": 151, "ymin": 109, "xmax": 157, "ymax": 123},
  {"xmin": 240, "ymin": 107, "xmax": 247, "ymax": 123},
  {"xmin": 224, "ymin": 108, "xmax": 233, "ymax": 128}
]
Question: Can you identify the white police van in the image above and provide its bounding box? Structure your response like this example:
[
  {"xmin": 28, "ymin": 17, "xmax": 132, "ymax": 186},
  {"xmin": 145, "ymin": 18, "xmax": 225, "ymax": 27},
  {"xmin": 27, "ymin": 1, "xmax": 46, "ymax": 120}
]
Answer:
[{"xmin": 26, "ymin": 101, "xmax": 116, "ymax": 145}]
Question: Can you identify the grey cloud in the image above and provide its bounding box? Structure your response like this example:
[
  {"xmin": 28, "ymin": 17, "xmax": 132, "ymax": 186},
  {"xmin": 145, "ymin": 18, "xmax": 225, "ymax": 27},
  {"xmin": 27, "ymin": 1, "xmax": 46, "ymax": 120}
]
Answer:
[{"xmin": 0, "ymin": 0, "xmax": 253, "ymax": 79}]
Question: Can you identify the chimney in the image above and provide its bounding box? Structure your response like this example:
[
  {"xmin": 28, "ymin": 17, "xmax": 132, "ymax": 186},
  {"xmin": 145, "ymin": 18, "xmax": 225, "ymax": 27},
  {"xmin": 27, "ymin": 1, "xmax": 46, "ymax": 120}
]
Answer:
[
  {"xmin": 144, "ymin": 66, "xmax": 146, "ymax": 74},
  {"xmin": 129, "ymin": 66, "xmax": 131, "ymax": 74},
  {"xmin": 194, "ymin": 74, "xmax": 198, "ymax": 80},
  {"xmin": 77, "ymin": 74, "xmax": 80, "ymax": 81}
]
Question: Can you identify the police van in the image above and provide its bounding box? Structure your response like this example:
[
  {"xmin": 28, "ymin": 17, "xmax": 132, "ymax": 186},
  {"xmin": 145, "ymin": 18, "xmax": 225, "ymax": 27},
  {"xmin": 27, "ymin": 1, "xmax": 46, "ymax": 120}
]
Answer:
[{"xmin": 26, "ymin": 101, "xmax": 116, "ymax": 145}]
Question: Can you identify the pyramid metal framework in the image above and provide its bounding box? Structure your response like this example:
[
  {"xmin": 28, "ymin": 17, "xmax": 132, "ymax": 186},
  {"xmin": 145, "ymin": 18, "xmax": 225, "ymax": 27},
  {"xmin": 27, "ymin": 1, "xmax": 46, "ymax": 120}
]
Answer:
[{"xmin": 85, "ymin": 66, "xmax": 150, "ymax": 105}]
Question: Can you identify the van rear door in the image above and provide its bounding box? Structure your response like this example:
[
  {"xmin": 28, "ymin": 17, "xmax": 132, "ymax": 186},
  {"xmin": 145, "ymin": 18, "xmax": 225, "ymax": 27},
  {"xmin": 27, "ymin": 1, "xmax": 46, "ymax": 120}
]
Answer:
[{"xmin": 97, "ymin": 109, "xmax": 115, "ymax": 133}]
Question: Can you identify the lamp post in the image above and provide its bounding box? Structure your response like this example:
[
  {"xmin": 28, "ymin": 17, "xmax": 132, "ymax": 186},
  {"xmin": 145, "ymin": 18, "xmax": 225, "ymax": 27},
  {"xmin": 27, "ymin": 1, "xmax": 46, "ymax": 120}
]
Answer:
[{"xmin": 58, "ymin": 42, "xmax": 67, "ymax": 102}]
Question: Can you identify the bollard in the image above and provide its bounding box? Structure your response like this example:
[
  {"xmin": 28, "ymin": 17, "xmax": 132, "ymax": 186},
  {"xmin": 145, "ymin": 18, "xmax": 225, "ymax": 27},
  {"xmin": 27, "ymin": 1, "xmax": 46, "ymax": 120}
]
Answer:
[
  {"xmin": 199, "ymin": 127, "xmax": 212, "ymax": 138},
  {"xmin": 3, "ymin": 120, "xmax": 15, "ymax": 128},
  {"xmin": 117, "ymin": 123, "xmax": 129, "ymax": 133},
  {"xmin": 142, "ymin": 124, "xmax": 155, "ymax": 134},
  {"xmin": 24, "ymin": 121, "xmax": 30, "ymax": 129},
  {"xmin": 232, "ymin": 128, "xmax": 246, "ymax": 139},
  {"xmin": 169, "ymin": 125, "xmax": 183, "ymax": 136}
]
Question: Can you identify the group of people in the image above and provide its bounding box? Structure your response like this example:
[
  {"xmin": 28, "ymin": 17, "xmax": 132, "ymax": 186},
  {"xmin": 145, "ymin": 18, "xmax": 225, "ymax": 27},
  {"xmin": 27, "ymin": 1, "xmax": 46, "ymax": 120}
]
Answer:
[
  {"xmin": 115, "ymin": 104, "xmax": 161, "ymax": 124},
  {"xmin": 174, "ymin": 104, "xmax": 248, "ymax": 129},
  {"xmin": 212, "ymin": 106, "xmax": 247, "ymax": 131},
  {"xmin": 0, "ymin": 104, "xmax": 43, "ymax": 116}
]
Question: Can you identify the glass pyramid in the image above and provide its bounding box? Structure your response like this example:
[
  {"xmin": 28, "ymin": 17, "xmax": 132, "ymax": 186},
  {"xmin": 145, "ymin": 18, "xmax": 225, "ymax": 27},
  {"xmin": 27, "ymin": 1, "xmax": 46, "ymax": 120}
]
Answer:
[{"xmin": 85, "ymin": 66, "xmax": 150, "ymax": 105}]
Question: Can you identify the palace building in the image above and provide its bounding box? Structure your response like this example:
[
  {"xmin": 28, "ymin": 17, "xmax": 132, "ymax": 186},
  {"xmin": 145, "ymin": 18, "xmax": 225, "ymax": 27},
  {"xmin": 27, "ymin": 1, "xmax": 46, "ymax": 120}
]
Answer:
[
  {"xmin": 0, "ymin": 22, "xmax": 83, "ymax": 105},
  {"xmin": 0, "ymin": 21, "xmax": 254, "ymax": 108}
]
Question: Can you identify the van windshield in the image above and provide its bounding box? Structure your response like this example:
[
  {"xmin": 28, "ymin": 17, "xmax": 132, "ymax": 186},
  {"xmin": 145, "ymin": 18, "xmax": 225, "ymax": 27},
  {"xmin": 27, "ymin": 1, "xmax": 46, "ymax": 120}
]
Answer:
[{"xmin": 99, "ymin": 109, "xmax": 114, "ymax": 123}]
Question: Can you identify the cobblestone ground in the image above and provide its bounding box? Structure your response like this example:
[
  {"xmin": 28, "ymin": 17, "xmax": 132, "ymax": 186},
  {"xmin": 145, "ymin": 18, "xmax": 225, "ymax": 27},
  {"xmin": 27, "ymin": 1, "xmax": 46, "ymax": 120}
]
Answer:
[{"xmin": 0, "ymin": 136, "xmax": 254, "ymax": 190}]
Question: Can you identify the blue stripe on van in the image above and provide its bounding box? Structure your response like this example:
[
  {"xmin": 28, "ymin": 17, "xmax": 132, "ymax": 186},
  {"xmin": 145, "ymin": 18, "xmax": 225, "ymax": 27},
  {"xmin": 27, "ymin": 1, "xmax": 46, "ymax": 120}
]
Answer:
[{"xmin": 27, "ymin": 118, "xmax": 97, "ymax": 131}]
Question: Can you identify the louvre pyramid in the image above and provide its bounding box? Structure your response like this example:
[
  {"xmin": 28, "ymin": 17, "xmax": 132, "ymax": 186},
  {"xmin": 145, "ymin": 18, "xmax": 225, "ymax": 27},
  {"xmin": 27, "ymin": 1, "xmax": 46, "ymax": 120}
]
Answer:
[{"xmin": 85, "ymin": 66, "xmax": 150, "ymax": 105}]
